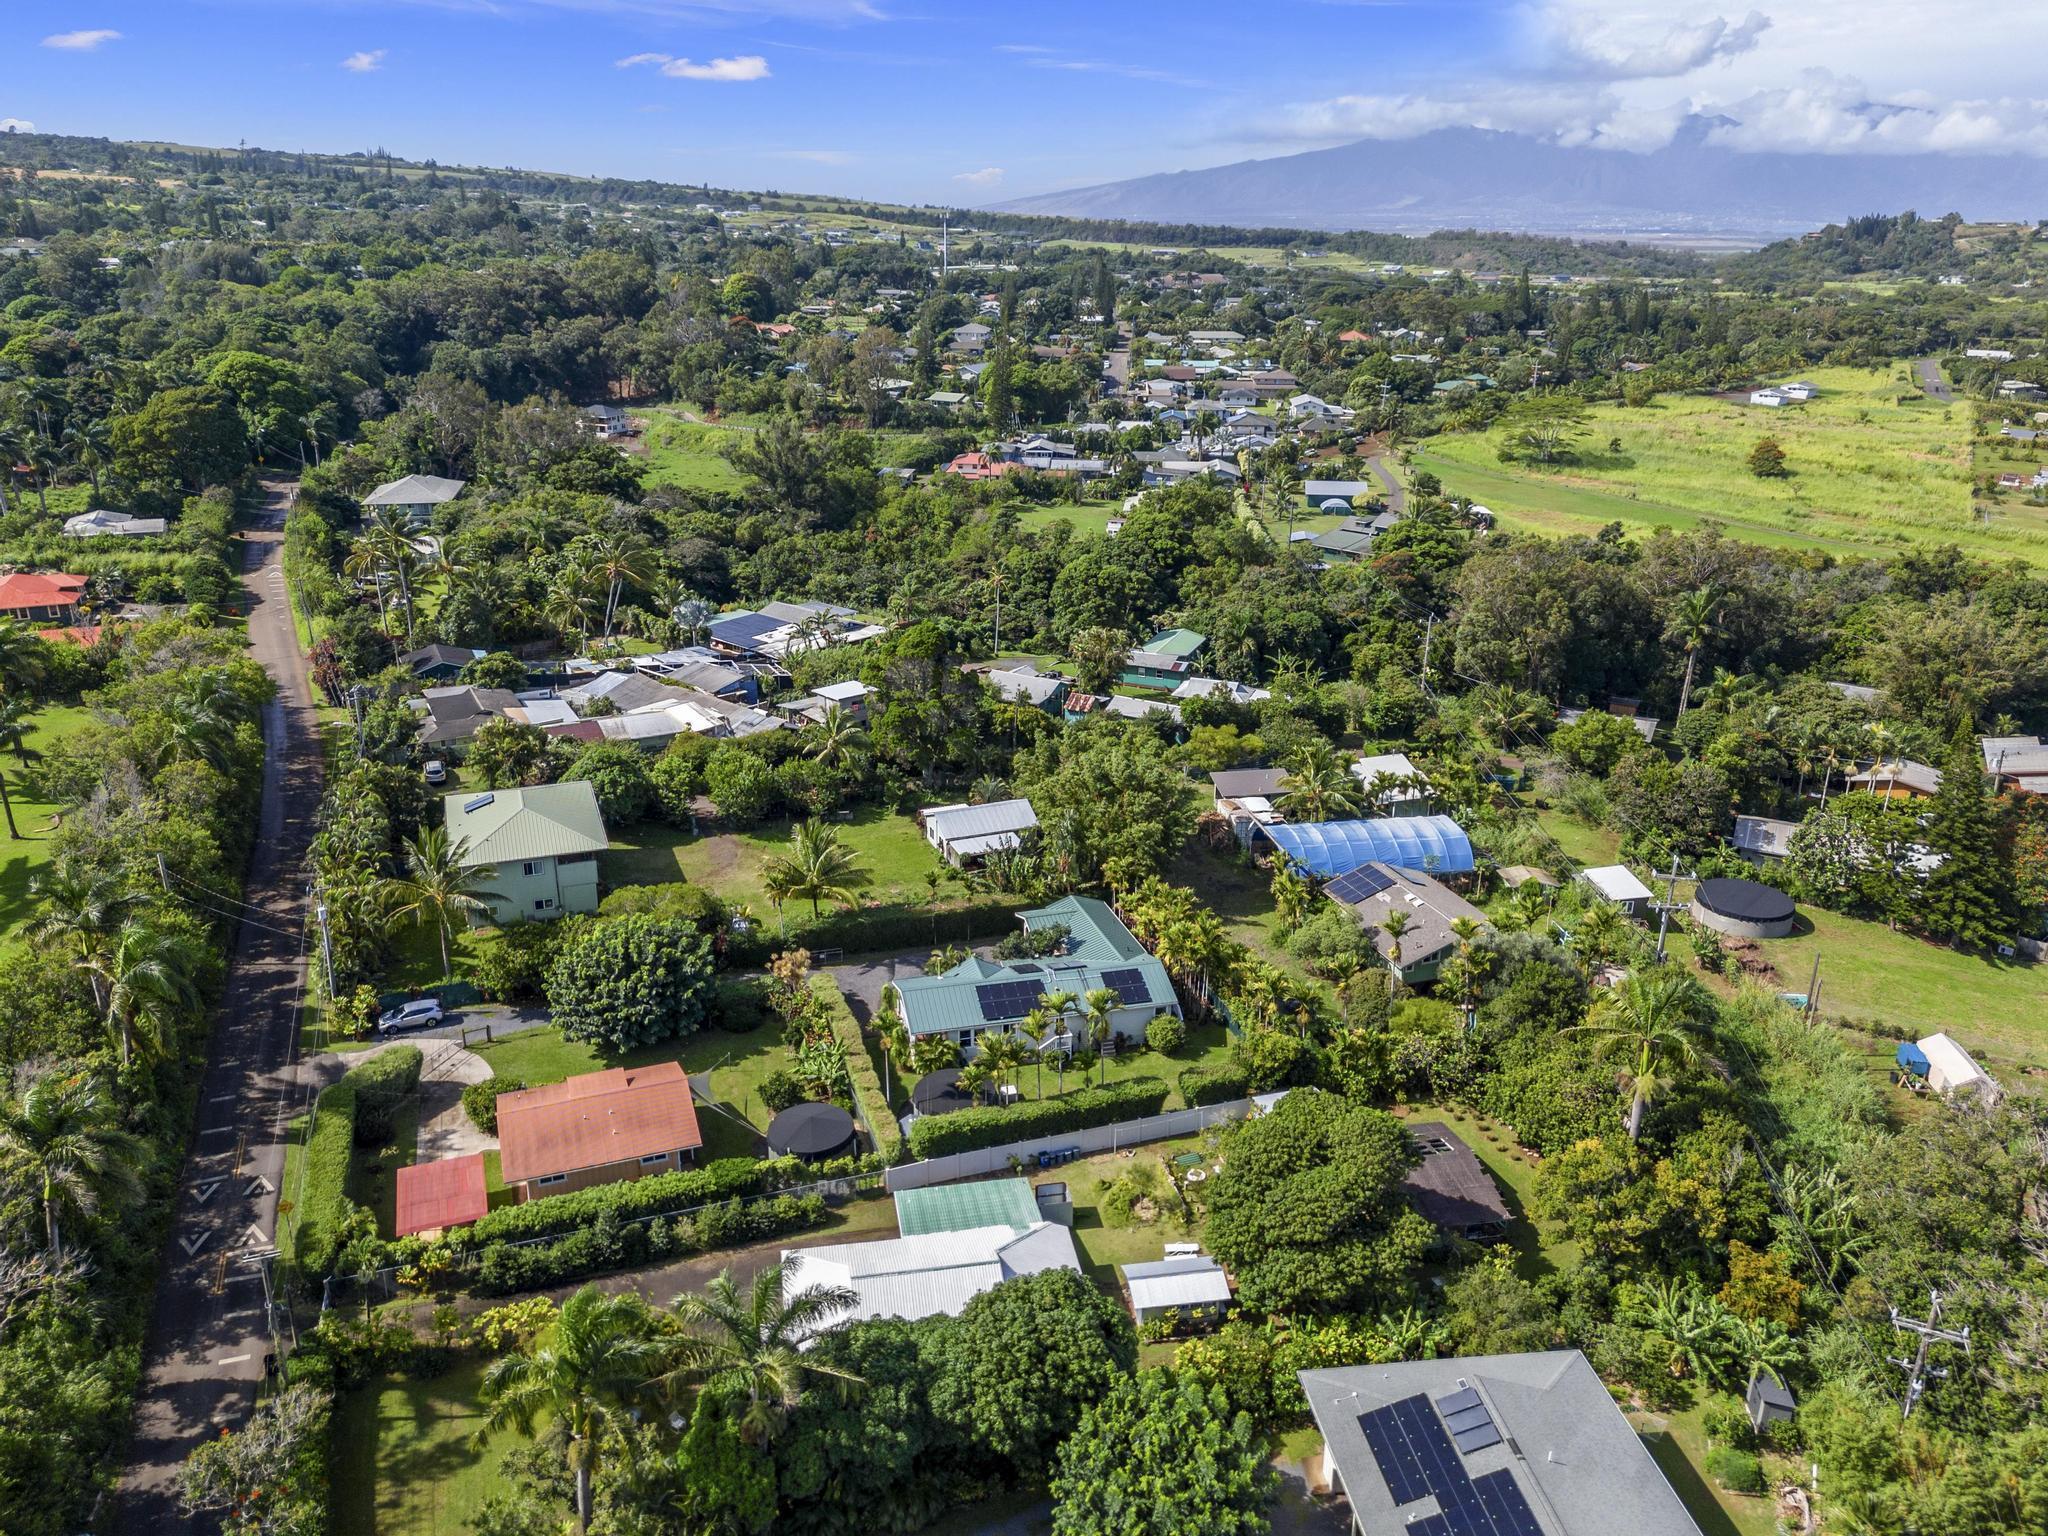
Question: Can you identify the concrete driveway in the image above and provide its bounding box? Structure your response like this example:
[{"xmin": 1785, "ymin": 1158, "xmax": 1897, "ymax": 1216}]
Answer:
[
  {"xmin": 828, "ymin": 950, "xmax": 935, "ymax": 1024},
  {"xmin": 376, "ymin": 1002, "xmax": 551, "ymax": 1045}
]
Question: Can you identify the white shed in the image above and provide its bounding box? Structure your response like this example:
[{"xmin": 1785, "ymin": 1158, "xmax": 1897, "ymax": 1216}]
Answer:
[
  {"xmin": 1121, "ymin": 1255, "xmax": 1233, "ymax": 1324},
  {"xmin": 1918, "ymin": 1033, "xmax": 1999, "ymax": 1103},
  {"xmin": 1579, "ymin": 864, "xmax": 1653, "ymax": 917}
]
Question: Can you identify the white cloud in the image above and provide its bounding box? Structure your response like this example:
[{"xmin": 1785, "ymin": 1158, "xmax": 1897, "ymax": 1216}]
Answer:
[
  {"xmin": 1027, "ymin": 57, "xmax": 1205, "ymax": 87},
  {"xmin": 42, "ymin": 28, "xmax": 120, "ymax": 51},
  {"xmin": 618, "ymin": 52, "xmax": 771, "ymax": 81},
  {"xmin": 341, "ymin": 50, "xmax": 386, "ymax": 72},
  {"xmin": 1547, "ymin": 9, "xmax": 1770, "ymax": 80},
  {"xmin": 0, "ymin": 120, "xmax": 33, "ymax": 134},
  {"xmin": 954, "ymin": 166, "xmax": 1005, "ymax": 187}
]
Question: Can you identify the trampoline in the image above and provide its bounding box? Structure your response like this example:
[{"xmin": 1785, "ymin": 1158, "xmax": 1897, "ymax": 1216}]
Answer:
[
  {"xmin": 1692, "ymin": 876, "xmax": 1797, "ymax": 939},
  {"xmin": 766, "ymin": 1101, "xmax": 858, "ymax": 1162},
  {"xmin": 912, "ymin": 1067, "xmax": 974, "ymax": 1117}
]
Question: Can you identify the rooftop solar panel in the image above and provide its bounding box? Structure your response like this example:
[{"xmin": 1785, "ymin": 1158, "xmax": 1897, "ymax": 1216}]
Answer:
[
  {"xmin": 1098, "ymin": 966, "xmax": 1151, "ymax": 1004},
  {"xmin": 1325, "ymin": 863, "xmax": 1397, "ymax": 905},
  {"xmin": 1358, "ymin": 1392, "xmax": 1540, "ymax": 1536},
  {"xmin": 1452, "ymin": 1422, "xmax": 1503, "ymax": 1455},
  {"xmin": 1474, "ymin": 1470, "xmax": 1542, "ymax": 1536},
  {"xmin": 1437, "ymin": 1386, "xmax": 1484, "ymax": 1416},
  {"xmin": 974, "ymin": 981, "xmax": 1042, "ymax": 1021},
  {"xmin": 1445, "ymin": 1404, "xmax": 1494, "ymax": 1434}
]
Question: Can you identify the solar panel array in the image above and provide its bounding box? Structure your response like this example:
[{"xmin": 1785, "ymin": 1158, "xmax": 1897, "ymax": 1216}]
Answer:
[
  {"xmin": 1325, "ymin": 863, "xmax": 1397, "ymax": 906},
  {"xmin": 1098, "ymin": 967, "xmax": 1151, "ymax": 1004},
  {"xmin": 1357, "ymin": 1393, "xmax": 1541, "ymax": 1536},
  {"xmin": 974, "ymin": 981, "xmax": 1041, "ymax": 1022},
  {"xmin": 1438, "ymin": 1386, "xmax": 1503, "ymax": 1455}
]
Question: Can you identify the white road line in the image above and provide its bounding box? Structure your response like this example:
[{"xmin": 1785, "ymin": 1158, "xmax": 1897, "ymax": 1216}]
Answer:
[
  {"xmin": 197, "ymin": 1125, "xmax": 234, "ymax": 1136},
  {"xmin": 218, "ymin": 1354, "xmax": 251, "ymax": 1366}
]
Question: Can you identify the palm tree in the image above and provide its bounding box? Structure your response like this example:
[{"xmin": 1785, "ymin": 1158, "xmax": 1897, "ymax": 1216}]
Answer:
[
  {"xmin": 1469, "ymin": 683, "xmax": 1548, "ymax": 750},
  {"xmin": 360, "ymin": 507, "xmax": 424, "ymax": 643},
  {"xmin": 25, "ymin": 437, "xmax": 58, "ymax": 515},
  {"xmin": 0, "ymin": 695, "xmax": 39, "ymax": 838},
  {"xmin": 545, "ymin": 557, "xmax": 602, "ymax": 648},
  {"xmin": 75, "ymin": 922, "xmax": 200, "ymax": 1064},
  {"xmin": 476, "ymin": 1285, "xmax": 666, "ymax": 1534},
  {"xmin": 0, "ymin": 619, "xmax": 43, "ymax": 696},
  {"xmin": 660, "ymin": 1263, "xmax": 864, "ymax": 1448},
  {"xmin": 60, "ymin": 418, "xmax": 111, "ymax": 502},
  {"xmin": 1667, "ymin": 586, "xmax": 1723, "ymax": 721},
  {"xmin": 0, "ymin": 1068, "xmax": 147, "ymax": 1252},
  {"xmin": 1080, "ymin": 986, "xmax": 1120, "ymax": 1083},
  {"xmin": 0, "ymin": 422, "xmax": 23, "ymax": 513},
  {"xmin": 803, "ymin": 705, "xmax": 868, "ymax": 771},
  {"xmin": 1380, "ymin": 908, "xmax": 1413, "ymax": 990},
  {"xmin": 385, "ymin": 826, "xmax": 493, "ymax": 977},
  {"xmin": 28, "ymin": 860, "xmax": 138, "ymax": 1009},
  {"xmin": 1448, "ymin": 913, "xmax": 1487, "ymax": 1026},
  {"xmin": 589, "ymin": 533, "xmax": 653, "ymax": 638},
  {"xmin": 1698, "ymin": 666, "xmax": 1756, "ymax": 716},
  {"xmin": 762, "ymin": 818, "xmax": 872, "ymax": 921},
  {"xmin": 1567, "ymin": 970, "xmax": 1717, "ymax": 1141},
  {"xmin": 1277, "ymin": 747, "xmax": 1360, "ymax": 822},
  {"xmin": 155, "ymin": 671, "xmax": 244, "ymax": 773},
  {"xmin": 342, "ymin": 535, "xmax": 395, "ymax": 637}
]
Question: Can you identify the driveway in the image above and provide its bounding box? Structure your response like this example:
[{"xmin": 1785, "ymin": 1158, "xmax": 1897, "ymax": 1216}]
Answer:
[
  {"xmin": 1914, "ymin": 357, "xmax": 1955, "ymax": 402},
  {"xmin": 828, "ymin": 949, "xmax": 935, "ymax": 1025},
  {"xmin": 379, "ymin": 1002, "xmax": 551, "ymax": 1046}
]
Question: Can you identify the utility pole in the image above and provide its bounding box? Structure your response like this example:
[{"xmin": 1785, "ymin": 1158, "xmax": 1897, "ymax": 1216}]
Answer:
[
  {"xmin": 314, "ymin": 899, "xmax": 336, "ymax": 1000},
  {"xmin": 156, "ymin": 851, "xmax": 172, "ymax": 895},
  {"xmin": 1650, "ymin": 852, "xmax": 1693, "ymax": 963},
  {"xmin": 1419, "ymin": 615, "xmax": 1435, "ymax": 696},
  {"xmin": 1889, "ymin": 1290, "xmax": 1970, "ymax": 1418}
]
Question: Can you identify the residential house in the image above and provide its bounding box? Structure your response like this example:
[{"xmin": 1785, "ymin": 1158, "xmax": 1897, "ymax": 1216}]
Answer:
[
  {"xmin": 1845, "ymin": 758, "xmax": 1942, "ymax": 800},
  {"xmin": 892, "ymin": 894, "xmax": 1180, "ymax": 1053},
  {"xmin": 1122, "ymin": 1255, "xmax": 1233, "ymax": 1325},
  {"xmin": 1983, "ymin": 735, "xmax": 2048, "ymax": 795},
  {"xmin": 1350, "ymin": 751, "xmax": 1431, "ymax": 814},
  {"xmin": 443, "ymin": 781, "xmax": 608, "ymax": 923},
  {"xmin": 1299, "ymin": 1350, "xmax": 1704, "ymax": 1536},
  {"xmin": 1578, "ymin": 864, "xmax": 1653, "ymax": 917},
  {"xmin": 1210, "ymin": 766, "xmax": 1290, "ymax": 845},
  {"xmin": 922, "ymin": 798, "xmax": 1039, "ymax": 865},
  {"xmin": 579, "ymin": 403, "xmax": 633, "ymax": 438},
  {"xmin": 559, "ymin": 669, "xmax": 690, "ymax": 717},
  {"xmin": 1312, "ymin": 512, "xmax": 1401, "ymax": 562},
  {"xmin": 1120, "ymin": 627, "xmax": 1206, "ymax": 688},
  {"xmin": 1256, "ymin": 816, "xmax": 1476, "ymax": 880},
  {"xmin": 942, "ymin": 452, "xmax": 1019, "ymax": 481},
  {"xmin": 783, "ymin": 1180, "xmax": 1081, "ymax": 1332},
  {"xmin": 632, "ymin": 650, "xmax": 761, "ymax": 703},
  {"xmin": 397, "ymin": 643, "xmax": 486, "ymax": 682},
  {"xmin": 984, "ymin": 666, "xmax": 1069, "ymax": 712},
  {"xmin": 1218, "ymin": 382, "xmax": 1261, "ymax": 408},
  {"xmin": 1063, "ymin": 692, "xmax": 1184, "ymax": 726},
  {"xmin": 1171, "ymin": 676, "xmax": 1272, "ymax": 704},
  {"xmin": 0, "ymin": 572, "xmax": 87, "ymax": 624},
  {"xmin": 62, "ymin": 508, "xmax": 166, "ymax": 538},
  {"xmin": 1323, "ymin": 862, "xmax": 1488, "ymax": 986},
  {"xmin": 780, "ymin": 679, "xmax": 873, "ymax": 725},
  {"xmin": 927, "ymin": 390, "xmax": 970, "ymax": 412},
  {"xmin": 949, "ymin": 322, "xmax": 992, "ymax": 354},
  {"xmin": 1288, "ymin": 393, "xmax": 1357, "ymax": 426},
  {"xmin": 1558, "ymin": 706, "xmax": 1659, "ymax": 745},
  {"xmin": 1400, "ymin": 1122, "xmax": 1511, "ymax": 1237},
  {"xmin": 705, "ymin": 602, "xmax": 883, "ymax": 661},
  {"xmin": 495, "ymin": 1062, "xmax": 703, "ymax": 1202},
  {"xmin": 363, "ymin": 473, "xmax": 466, "ymax": 524},
  {"xmin": 413, "ymin": 684, "xmax": 521, "ymax": 751}
]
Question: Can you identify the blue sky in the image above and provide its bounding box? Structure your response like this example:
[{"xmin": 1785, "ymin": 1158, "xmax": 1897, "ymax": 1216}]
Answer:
[{"xmin": 9, "ymin": 2, "xmax": 2040, "ymax": 205}]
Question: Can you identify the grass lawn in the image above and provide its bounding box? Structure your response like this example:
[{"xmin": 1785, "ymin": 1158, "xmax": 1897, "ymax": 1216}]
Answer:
[
  {"xmin": 1529, "ymin": 804, "xmax": 1623, "ymax": 869},
  {"xmin": 349, "ymin": 1091, "xmax": 421, "ymax": 1240},
  {"xmin": 605, "ymin": 803, "xmax": 951, "ymax": 914},
  {"xmin": 1414, "ymin": 363, "xmax": 2048, "ymax": 565},
  {"xmin": 635, "ymin": 411, "xmax": 749, "ymax": 493},
  {"xmin": 1016, "ymin": 498, "xmax": 1125, "ymax": 537},
  {"xmin": 332, "ymin": 1358, "xmax": 524, "ymax": 1536},
  {"xmin": 0, "ymin": 703, "xmax": 100, "ymax": 954},
  {"xmin": 1627, "ymin": 1402, "xmax": 1780, "ymax": 1536},
  {"xmin": 473, "ymin": 1020, "xmax": 787, "ymax": 1157},
  {"xmin": 1754, "ymin": 904, "xmax": 2046, "ymax": 1067},
  {"xmin": 1047, "ymin": 1132, "xmax": 1212, "ymax": 1293}
]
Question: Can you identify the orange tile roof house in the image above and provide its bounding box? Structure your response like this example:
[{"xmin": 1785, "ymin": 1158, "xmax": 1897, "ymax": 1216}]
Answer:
[
  {"xmin": 394, "ymin": 1152, "xmax": 490, "ymax": 1237},
  {"xmin": 495, "ymin": 1063, "xmax": 704, "ymax": 1202},
  {"xmin": 0, "ymin": 571, "xmax": 87, "ymax": 623}
]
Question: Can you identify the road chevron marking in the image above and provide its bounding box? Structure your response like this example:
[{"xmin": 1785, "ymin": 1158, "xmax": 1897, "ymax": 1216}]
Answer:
[{"xmin": 178, "ymin": 1230, "xmax": 210, "ymax": 1258}]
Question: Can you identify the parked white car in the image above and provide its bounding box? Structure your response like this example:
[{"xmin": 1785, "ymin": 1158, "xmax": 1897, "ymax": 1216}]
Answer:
[
  {"xmin": 377, "ymin": 998, "xmax": 445, "ymax": 1036},
  {"xmin": 423, "ymin": 759, "xmax": 448, "ymax": 785}
]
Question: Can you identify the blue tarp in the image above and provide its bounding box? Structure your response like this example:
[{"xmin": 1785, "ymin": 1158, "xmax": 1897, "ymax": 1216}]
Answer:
[
  {"xmin": 1896, "ymin": 1041, "xmax": 1931, "ymax": 1078},
  {"xmin": 1260, "ymin": 815, "xmax": 1475, "ymax": 878}
]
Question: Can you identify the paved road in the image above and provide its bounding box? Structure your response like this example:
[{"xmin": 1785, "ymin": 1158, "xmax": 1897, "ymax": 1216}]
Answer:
[
  {"xmin": 1914, "ymin": 357, "xmax": 1955, "ymax": 402},
  {"xmin": 1364, "ymin": 453, "xmax": 1406, "ymax": 514},
  {"xmin": 111, "ymin": 480, "xmax": 323, "ymax": 1534}
]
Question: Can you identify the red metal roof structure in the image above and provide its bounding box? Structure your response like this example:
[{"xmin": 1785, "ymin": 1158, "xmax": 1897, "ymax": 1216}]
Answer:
[
  {"xmin": 0, "ymin": 571, "xmax": 86, "ymax": 613},
  {"xmin": 496, "ymin": 1063, "xmax": 703, "ymax": 1185},
  {"xmin": 394, "ymin": 1153, "xmax": 490, "ymax": 1237}
]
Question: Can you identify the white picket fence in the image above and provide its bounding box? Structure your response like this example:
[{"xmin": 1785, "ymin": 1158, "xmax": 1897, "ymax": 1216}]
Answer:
[{"xmin": 882, "ymin": 1094, "xmax": 1277, "ymax": 1192}]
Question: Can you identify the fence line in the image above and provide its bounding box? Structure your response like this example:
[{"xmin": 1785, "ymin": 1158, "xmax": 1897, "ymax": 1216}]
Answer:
[{"xmin": 883, "ymin": 1095, "xmax": 1269, "ymax": 1191}]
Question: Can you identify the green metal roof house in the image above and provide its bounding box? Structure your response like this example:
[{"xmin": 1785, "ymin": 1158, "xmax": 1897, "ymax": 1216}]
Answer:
[
  {"xmin": 1121, "ymin": 627, "xmax": 1206, "ymax": 688},
  {"xmin": 443, "ymin": 781, "xmax": 608, "ymax": 924},
  {"xmin": 893, "ymin": 895, "xmax": 1178, "ymax": 1054}
]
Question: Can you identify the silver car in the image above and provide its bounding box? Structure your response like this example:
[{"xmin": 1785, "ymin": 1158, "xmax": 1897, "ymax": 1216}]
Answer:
[{"xmin": 376, "ymin": 998, "xmax": 445, "ymax": 1036}]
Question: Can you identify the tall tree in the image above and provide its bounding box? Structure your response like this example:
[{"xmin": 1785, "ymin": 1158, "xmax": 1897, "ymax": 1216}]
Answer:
[
  {"xmin": 0, "ymin": 695, "xmax": 40, "ymax": 839},
  {"xmin": 761, "ymin": 818, "xmax": 873, "ymax": 922},
  {"xmin": 476, "ymin": 1286, "xmax": 665, "ymax": 1535},
  {"xmin": 1919, "ymin": 722, "xmax": 2014, "ymax": 950},
  {"xmin": 1667, "ymin": 585, "xmax": 1723, "ymax": 721},
  {"xmin": 384, "ymin": 826, "xmax": 493, "ymax": 976},
  {"xmin": 660, "ymin": 1263, "xmax": 863, "ymax": 1447},
  {"xmin": 1566, "ymin": 969, "xmax": 1716, "ymax": 1141},
  {"xmin": 0, "ymin": 1068, "xmax": 147, "ymax": 1251},
  {"xmin": 1051, "ymin": 1371, "xmax": 1276, "ymax": 1536}
]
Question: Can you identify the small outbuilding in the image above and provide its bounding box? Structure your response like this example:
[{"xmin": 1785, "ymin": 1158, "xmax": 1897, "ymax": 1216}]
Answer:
[
  {"xmin": 1746, "ymin": 1368, "xmax": 1796, "ymax": 1434},
  {"xmin": 394, "ymin": 1153, "xmax": 490, "ymax": 1239},
  {"xmin": 1121, "ymin": 1254, "xmax": 1233, "ymax": 1324},
  {"xmin": 1691, "ymin": 876, "xmax": 1797, "ymax": 940},
  {"xmin": 766, "ymin": 1101, "xmax": 858, "ymax": 1163},
  {"xmin": 1579, "ymin": 864, "xmax": 1653, "ymax": 916},
  {"xmin": 1900, "ymin": 1033, "xmax": 2000, "ymax": 1103}
]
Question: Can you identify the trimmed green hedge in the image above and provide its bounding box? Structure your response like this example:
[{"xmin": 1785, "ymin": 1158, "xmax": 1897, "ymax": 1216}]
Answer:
[
  {"xmin": 471, "ymin": 1193, "xmax": 829, "ymax": 1296},
  {"xmin": 439, "ymin": 1156, "xmax": 767, "ymax": 1254},
  {"xmin": 349, "ymin": 1045, "xmax": 422, "ymax": 1145},
  {"xmin": 1178, "ymin": 1064, "xmax": 1251, "ymax": 1107},
  {"xmin": 808, "ymin": 974, "xmax": 903, "ymax": 1163},
  {"xmin": 293, "ymin": 1076, "xmax": 362, "ymax": 1279},
  {"xmin": 725, "ymin": 899, "xmax": 1026, "ymax": 966},
  {"xmin": 906, "ymin": 1076, "xmax": 1171, "ymax": 1160},
  {"xmin": 460, "ymin": 1075, "xmax": 524, "ymax": 1135}
]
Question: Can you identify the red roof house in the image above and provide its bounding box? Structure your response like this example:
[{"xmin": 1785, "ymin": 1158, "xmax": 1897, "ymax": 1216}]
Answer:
[
  {"xmin": 0, "ymin": 572, "xmax": 87, "ymax": 622},
  {"xmin": 942, "ymin": 452, "xmax": 1018, "ymax": 481},
  {"xmin": 394, "ymin": 1153, "xmax": 490, "ymax": 1237},
  {"xmin": 495, "ymin": 1063, "xmax": 703, "ymax": 1201}
]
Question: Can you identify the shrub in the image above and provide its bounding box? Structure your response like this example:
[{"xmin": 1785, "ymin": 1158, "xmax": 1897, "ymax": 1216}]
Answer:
[
  {"xmin": 565, "ymin": 741, "xmax": 658, "ymax": 825},
  {"xmin": 294, "ymin": 1076, "xmax": 361, "ymax": 1279},
  {"xmin": 471, "ymin": 1193, "xmax": 829, "ymax": 1295},
  {"xmin": 440, "ymin": 1157, "xmax": 768, "ymax": 1253},
  {"xmin": 808, "ymin": 975, "xmax": 902, "ymax": 1161},
  {"xmin": 1703, "ymin": 1446, "xmax": 1764, "ymax": 1494},
  {"xmin": 1701, "ymin": 1393, "xmax": 1755, "ymax": 1451},
  {"xmin": 906, "ymin": 1076, "xmax": 1170, "ymax": 1160},
  {"xmin": 348, "ymin": 1046, "xmax": 422, "ymax": 1147},
  {"xmin": 1179, "ymin": 1064, "xmax": 1250, "ymax": 1107},
  {"xmin": 1233, "ymin": 1028, "xmax": 1319, "ymax": 1091},
  {"xmin": 1145, "ymin": 1013, "xmax": 1188, "ymax": 1056},
  {"xmin": 470, "ymin": 921, "xmax": 568, "ymax": 1003},
  {"xmin": 461, "ymin": 1075, "xmax": 525, "ymax": 1135},
  {"xmin": 705, "ymin": 744, "xmax": 777, "ymax": 824},
  {"xmin": 715, "ymin": 976, "xmax": 771, "ymax": 1033},
  {"xmin": 545, "ymin": 915, "xmax": 718, "ymax": 1052},
  {"xmin": 759, "ymin": 1069, "xmax": 806, "ymax": 1114},
  {"xmin": 649, "ymin": 751, "xmax": 701, "ymax": 825},
  {"xmin": 722, "ymin": 898, "xmax": 1025, "ymax": 968}
]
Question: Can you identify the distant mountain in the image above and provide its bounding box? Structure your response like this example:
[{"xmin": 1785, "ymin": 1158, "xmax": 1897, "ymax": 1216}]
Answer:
[{"xmin": 993, "ymin": 121, "xmax": 2048, "ymax": 244}]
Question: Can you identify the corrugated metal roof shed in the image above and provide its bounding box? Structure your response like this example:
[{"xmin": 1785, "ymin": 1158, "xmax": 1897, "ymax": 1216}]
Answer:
[
  {"xmin": 1123, "ymin": 1255, "xmax": 1232, "ymax": 1310},
  {"xmin": 924, "ymin": 799, "xmax": 1038, "ymax": 844}
]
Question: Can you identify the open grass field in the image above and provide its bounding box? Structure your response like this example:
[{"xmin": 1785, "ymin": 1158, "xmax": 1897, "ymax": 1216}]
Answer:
[
  {"xmin": 332, "ymin": 1359, "xmax": 522, "ymax": 1536},
  {"xmin": 635, "ymin": 411, "xmax": 750, "ymax": 493},
  {"xmin": 1015, "ymin": 498, "xmax": 1126, "ymax": 537},
  {"xmin": 604, "ymin": 804, "xmax": 949, "ymax": 915},
  {"xmin": 1413, "ymin": 364, "xmax": 2048, "ymax": 564},
  {"xmin": 0, "ymin": 704, "xmax": 102, "ymax": 955}
]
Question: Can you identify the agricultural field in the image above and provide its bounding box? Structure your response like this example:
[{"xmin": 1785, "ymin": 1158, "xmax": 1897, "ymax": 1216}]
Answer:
[{"xmin": 1412, "ymin": 364, "xmax": 2048, "ymax": 564}]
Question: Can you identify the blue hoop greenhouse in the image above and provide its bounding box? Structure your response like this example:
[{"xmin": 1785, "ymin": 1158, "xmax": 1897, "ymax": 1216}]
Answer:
[{"xmin": 1257, "ymin": 816, "xmax": 1475, "ymax": 878}]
